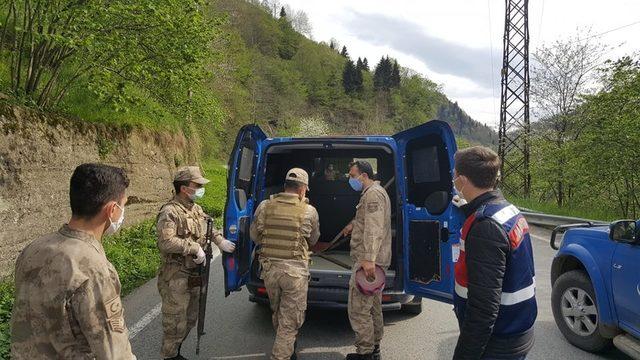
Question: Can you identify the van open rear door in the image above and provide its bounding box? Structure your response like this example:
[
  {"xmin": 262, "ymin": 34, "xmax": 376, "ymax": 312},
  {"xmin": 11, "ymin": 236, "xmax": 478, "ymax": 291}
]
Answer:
[
  {"xmin": 393, "ymin": 120, "xmax": 461, "ymax": 304},
  {"xmin": 223, "ymin": 124, "xmax": 266, "ymax": 295}
]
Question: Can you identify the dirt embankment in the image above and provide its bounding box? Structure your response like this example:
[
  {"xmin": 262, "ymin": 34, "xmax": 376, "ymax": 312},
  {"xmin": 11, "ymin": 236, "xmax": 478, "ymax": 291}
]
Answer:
[{"xmin": 0, "ymin": 104, "xmax": 198, "ymax": 277}]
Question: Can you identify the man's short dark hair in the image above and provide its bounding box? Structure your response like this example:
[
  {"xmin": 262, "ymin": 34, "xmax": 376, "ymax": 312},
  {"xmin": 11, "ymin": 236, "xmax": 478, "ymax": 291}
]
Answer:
[
  {"xmin": 349, "ymin": 161, "xmax": 374, "ymax": 179},
  {"xmin": 173, "ymin": 180, "xmax": 190, "ymax": 194},
  {"xmin": 70, "ymin": 163, "xmax": 130, "ymax": 218},
  {"xmin": 454, "ymin": 146, "xmax": 501, "ymax": 189},
  {"xmin": 284, "ymin": 180, "xmax": 304, "ymax": 191}
]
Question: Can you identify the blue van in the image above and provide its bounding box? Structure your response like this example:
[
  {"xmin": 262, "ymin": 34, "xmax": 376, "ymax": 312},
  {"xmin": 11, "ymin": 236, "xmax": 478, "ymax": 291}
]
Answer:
[{"xmin": 222, "ymin": 121, "xmax": 463, "ymax": 314}]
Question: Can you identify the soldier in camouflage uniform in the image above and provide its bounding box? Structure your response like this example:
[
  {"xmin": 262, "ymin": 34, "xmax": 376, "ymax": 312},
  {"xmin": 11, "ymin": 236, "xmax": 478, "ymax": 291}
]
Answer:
[
  {"xmin": 11, "ymin": 163, "xmax": 136, "ymax": 360},
  {"xmin": 341, "ymin": 161, "xmax": 392, "ymax": 360},
  {"xmin": 250, "ymin": 168, "xmax": 320, "ymax": 360},
  {"xmin": 156, "ymin": 166, "xmax": 236, "ymax": 360}
]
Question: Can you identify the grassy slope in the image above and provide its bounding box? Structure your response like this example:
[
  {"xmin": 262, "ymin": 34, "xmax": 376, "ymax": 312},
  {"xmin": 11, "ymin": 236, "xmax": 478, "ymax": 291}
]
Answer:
[{"xmin": 0, "ymin": 162, "xmax": 227, "ymax": 358}]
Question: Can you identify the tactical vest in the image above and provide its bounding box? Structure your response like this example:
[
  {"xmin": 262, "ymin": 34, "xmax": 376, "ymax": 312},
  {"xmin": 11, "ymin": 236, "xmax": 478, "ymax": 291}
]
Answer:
[
  {"xmin": 454, "ymin": 202, "xmax": 537, "ymax": 336},
  {"xmin": 259, "ymin": 194, "xmax": 309, "ymax": 261}
]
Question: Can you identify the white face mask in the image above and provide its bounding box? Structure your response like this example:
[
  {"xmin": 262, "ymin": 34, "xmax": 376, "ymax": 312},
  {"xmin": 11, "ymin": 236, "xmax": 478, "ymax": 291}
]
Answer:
[
  {"xmin": 105, "ymin": 203, "xmax": 125, "ymax": 236},
  {"xmin": 453, "ymin": 176, "xmax": 466, "ymax": 200},
  {"xmin": 188, "ymin": 187, "xmax": 205, "ymax": 201}
]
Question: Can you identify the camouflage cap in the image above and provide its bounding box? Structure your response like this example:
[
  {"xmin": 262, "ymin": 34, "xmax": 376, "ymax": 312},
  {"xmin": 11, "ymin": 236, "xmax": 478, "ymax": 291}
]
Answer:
[
  {"xmin": 285, "ymin": 168, "xmax": 309, "ymax": 188},
  {"xmin": 174, "ymin": 166, "xmax": 210, "ymax": 185}
]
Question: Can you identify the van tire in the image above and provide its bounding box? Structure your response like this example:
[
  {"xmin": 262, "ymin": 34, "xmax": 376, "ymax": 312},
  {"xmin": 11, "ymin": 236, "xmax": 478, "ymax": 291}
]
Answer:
[
  {"xmin": 402, "ymin": 297, "xmax": 423, "ymax": 315},
  {"xmin": 551, "ymin": 270, "xmax": 613, "ymax": 353}
]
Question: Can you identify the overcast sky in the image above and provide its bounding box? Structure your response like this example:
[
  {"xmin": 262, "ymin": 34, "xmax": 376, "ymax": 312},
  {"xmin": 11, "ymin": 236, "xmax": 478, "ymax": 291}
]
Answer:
[{"xmin": 285, "ymin": 0, "xmax": 640, "ymax": 128}]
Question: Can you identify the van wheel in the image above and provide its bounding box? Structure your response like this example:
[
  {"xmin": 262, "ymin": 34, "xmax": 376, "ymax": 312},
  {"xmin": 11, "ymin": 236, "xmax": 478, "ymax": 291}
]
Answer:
[
  {"xmin": 402, "ymin": 297, "xmax": 422, "ymax": 315},
  {"xmin": 551, "ymin": 270, "xmax": 612, "ymax": 352}
]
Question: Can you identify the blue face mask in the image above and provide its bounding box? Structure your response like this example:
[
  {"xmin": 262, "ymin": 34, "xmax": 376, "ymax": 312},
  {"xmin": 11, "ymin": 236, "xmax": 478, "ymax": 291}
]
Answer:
[{"xmin": 349, "ymin": 176, "xmax": 363, "ymax": 192}]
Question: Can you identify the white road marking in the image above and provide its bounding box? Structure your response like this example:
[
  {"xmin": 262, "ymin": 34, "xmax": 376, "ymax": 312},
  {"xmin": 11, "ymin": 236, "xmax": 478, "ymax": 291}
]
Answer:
[
  {"xmin": 210, "ymin": 354, "xmax": 267, "ymax": 359},
  {"xmin": 128, "ymin": 303, "xmax": 161, "ymax": 339},
  {"xmin": 129, "ymin": 249, "xmax": 221, "ymax": 339},
  {"xmin": 530, "ymin": 233, "xmax": 549, "ymax": 243}
]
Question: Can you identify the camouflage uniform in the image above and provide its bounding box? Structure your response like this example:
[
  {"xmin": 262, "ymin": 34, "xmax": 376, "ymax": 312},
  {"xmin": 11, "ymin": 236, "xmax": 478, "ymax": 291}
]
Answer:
[
  {"xmin": 156, "ymin": 195, "xmax": 224, "ymax": 358},
  {"xmin": 11, "ymin": 225, "xmax": 136, "ymax": 360},
  {"xmin": 348, "ymin": 182, "xmax": 392, "ymax": 355},
  {"xmin": 250, "ymin": 190, "xmax": 320, "ymax": 360}
]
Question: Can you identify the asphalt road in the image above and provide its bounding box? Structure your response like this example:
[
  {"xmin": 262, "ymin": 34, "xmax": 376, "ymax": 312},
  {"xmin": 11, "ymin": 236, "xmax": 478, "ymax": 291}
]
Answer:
[{"xmin": 125, "ymin": 226, "xmax": 630, "ymax": 360}]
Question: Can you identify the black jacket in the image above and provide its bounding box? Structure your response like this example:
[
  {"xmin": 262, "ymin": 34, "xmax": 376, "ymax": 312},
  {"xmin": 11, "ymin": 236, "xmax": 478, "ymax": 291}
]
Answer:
[{"xmin": 452, "ymin": 191, "xmax": 534, "ymax": 360}]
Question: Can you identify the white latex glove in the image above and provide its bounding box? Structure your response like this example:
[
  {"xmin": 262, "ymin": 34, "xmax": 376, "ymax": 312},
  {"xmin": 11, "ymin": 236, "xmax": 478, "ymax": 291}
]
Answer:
[
  {"xmin": 218, "ymin": 239, "xmax": 236, "ymax": 253},
  {"xmin": 452, "ymin": 194, "xmax": 468, "ymax": 208},
  {"xmin": 194, "ymin": 246, "xmax": 206, "ymax": 264}
]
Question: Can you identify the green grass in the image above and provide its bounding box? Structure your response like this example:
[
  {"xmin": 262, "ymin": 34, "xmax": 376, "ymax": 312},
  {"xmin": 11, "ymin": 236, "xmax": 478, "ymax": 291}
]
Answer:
[
  {"xmin": 59, "ymin": 82, "xmax": 184, "ymax": 132},
  {"xmin": 509, "ymin": 196, "xmax": 619, "ymax": 222},
  {"xmin": 200, "ymin": 160, "xmax": 228, "ymax": 222},
  {"xmin": 0, "ymin": 280, "xmax": 14, "ymax": 359},
  {"xmin": 0, "ymin": 163, "xmax": 228, "ymax": 357}
]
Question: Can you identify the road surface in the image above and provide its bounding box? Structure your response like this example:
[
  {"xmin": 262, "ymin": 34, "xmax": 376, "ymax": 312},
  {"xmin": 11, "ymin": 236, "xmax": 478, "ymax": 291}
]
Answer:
[{"xmin": 125, "ymin": 225, "xmax": 629, "ymax": 359}]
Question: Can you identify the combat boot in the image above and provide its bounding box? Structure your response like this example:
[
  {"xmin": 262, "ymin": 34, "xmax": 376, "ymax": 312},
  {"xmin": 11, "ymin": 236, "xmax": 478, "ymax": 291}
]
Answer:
[
  {"xmin": 345, "ymin": 353, "xmax": 374, "ymax": 360},
  {"xmin": 373, "ymin": 345, "xmax": 381, "ymax": 360}
]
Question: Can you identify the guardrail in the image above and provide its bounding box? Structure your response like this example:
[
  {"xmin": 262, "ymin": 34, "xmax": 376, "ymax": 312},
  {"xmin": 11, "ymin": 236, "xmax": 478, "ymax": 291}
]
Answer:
[
  {"xmin": 520, "ymin": 210, "xmax": 608, "ymax": 228},
  {"xmin": 518, "ymin": 208, "xmax": 610, "ymax": 250}
]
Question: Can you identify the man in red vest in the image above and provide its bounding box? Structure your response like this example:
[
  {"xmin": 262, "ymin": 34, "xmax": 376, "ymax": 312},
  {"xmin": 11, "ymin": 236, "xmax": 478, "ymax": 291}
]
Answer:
[{"xmin": 452, "ymin": 146, "xmax": 537, "ymax": 360}]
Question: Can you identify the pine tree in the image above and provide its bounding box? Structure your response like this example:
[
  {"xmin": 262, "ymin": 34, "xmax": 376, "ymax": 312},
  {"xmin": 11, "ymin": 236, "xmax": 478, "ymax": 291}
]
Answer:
[
  {"xmin": 342, "ymin": 59, "xmax": 357, "ymax": 93},
  {"xmin": 356, "ymin": 57, "xmax": 363, "ymax": 71},
  {"xmin": 354, "ymin": 66, "xmax": 364, "ymax": 93},
  {"xmin": 279, "ymin": 6, "xmax": 286, "ymax": 18},
  {"xmin": 362, "ymin": 57, "xmax": 370, "ymax": 71},
  {"xmin": 329, "ymin": 40, "xmax": 336, "ymax": 50},
  {"xmin": 374, "ymin": 56, "xmax": 393, "ymax": 91},
  {"xmin": 391, "ymin": 61, "xmax": 401, "ymax": 88},
  {"xmin": 340, "ymin": 45, "xmax": 349, "ymax": 58}
]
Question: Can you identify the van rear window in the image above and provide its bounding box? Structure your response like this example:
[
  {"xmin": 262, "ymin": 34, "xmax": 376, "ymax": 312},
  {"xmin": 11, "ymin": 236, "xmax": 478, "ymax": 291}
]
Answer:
[
  {"xmin": 412, "ymin": 147, "xmax": 440, "ymax": 183},
  {"xmin": 238, "ymin": 147, "xmax": 254, "ymax": 182}
]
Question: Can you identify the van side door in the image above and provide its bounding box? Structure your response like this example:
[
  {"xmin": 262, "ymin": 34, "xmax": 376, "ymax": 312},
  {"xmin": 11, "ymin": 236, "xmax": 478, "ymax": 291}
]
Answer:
[
  {"xmin": 223, "ymin": 125, "xmax": 266, "ymax": 295},
  {"xmin": 393, "ymin": 120, "xmax": 461, "ymax": 303}
]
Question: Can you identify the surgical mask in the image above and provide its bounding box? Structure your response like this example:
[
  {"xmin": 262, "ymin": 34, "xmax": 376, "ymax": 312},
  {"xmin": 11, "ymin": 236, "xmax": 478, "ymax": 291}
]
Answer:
[
  {"xmin": 188, "ymin": 187, "xmax": 205, "ymax": 201},
  {"xmin": 105, "ymin": 203, "xmax": 125, "ymax": 236},
  {"xmin": 349, "ymin": 176, "xmax": 363, "ymax": 192}
]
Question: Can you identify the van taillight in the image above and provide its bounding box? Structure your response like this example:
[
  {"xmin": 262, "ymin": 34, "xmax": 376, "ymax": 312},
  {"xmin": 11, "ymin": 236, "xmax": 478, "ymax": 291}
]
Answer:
[
  {"xmin": 257, "ymin": 287, "xmax": 267, "ymax": 296},
  {"xmin": 382, "ymin": 295, "xmax": 392, "ymax": 302}
]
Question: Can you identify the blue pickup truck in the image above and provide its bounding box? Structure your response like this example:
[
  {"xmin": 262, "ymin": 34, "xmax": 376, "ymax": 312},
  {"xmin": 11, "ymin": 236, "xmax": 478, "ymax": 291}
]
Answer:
[
  {"xmin": 550, "ymin": 220, "xmax": 640, "ymax": 359},
  {"xmin": 220, "ymin": 121, "xmax": 464, "ymax": 313}
]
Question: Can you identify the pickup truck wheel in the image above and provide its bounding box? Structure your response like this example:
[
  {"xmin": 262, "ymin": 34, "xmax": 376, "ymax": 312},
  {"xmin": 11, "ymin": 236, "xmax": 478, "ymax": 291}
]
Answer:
[
  {"xmin": 551, "ymin": 270, "xmax": 612, "ymax": 352},
  {"xmin": 401, "ymin": 297, "xmax": 423, "ymax": 315}
]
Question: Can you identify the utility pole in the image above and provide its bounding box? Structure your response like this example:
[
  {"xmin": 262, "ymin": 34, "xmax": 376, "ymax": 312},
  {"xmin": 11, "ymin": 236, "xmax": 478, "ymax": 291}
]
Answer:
[{"xmin": 498, "ymin": 0, "xmax": 530, "ymax": 196}]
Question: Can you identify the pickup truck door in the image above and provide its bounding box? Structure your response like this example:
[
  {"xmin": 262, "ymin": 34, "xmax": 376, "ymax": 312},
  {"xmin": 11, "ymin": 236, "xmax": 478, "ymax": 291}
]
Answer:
[
  {"xmin": 393, "ymin": 120, "xmax": 461, "ymax": 304},
  {"xmin": 611, "ymin": 240, "xmax": 640, "ymax": 334},
  {"xmin": 223, "ymin": 125, "xmax": 266, "ymax": 295}
]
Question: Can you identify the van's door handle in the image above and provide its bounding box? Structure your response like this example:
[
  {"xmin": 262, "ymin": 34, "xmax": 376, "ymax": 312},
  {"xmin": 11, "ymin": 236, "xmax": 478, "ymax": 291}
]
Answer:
[{"xmin": 613, "ymin": 263, "xmax": 623, "ymax": 270}]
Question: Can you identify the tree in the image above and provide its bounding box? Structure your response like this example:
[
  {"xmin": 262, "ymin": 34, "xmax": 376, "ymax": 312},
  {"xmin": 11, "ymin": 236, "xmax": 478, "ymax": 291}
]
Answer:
[
  {"xmin": 574, "ymin": 57, "xmax": 640, "ymax": 217},
  {"xmin": 329, "ymin": 38, "xmax": 341, "ymax": 52},
  {"xmin": 0, "ymin": 0, "xmax": 213, "ymax": 109},
  {"xmin": 277, "ymin": 11, "xmax": 299, "ymax": 59},
  {"xmin": 530, "ymin": 31, "xmax": 609, "ymax": 206},
  {"xmin": 290, "ymin": 10, "xmax": 312, "ymax": 37},
  {"xmin": 356, "ymin": 57, "xmax": 363, "ymax": 70},
  {"xmin": 374, "ymin": 56, "xmax": 393, "ymax": 91},
  {"xmin": 362, "ymin": 58, "xmax": 370, "ymax": 71},
  {"xmin": 279, "ymin": 6, "xmax": 286, "ymax": 18},
  {"xmin": 391, "ymin": 61, "xmax": 401, "ymax": 88},
  {"xmin": 340, "ymin": 45, "xmax": 349, "ymax": 58},
  {"xmin": 342, "ymin": 59, "xmax": 357, "ymax": 93}
]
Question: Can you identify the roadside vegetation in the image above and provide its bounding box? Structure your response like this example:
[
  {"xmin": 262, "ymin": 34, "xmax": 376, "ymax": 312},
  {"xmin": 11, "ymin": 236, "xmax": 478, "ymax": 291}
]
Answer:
[{"xmin": 503, "ymin": 30, "xmax": 640, "ymax": 220}]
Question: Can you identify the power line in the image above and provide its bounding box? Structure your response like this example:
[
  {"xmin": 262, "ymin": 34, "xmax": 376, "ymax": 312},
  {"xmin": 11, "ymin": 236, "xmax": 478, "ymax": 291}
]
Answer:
[{"xmin": 580, "ymin": 19, "xmax": 640, "ymax": 41}]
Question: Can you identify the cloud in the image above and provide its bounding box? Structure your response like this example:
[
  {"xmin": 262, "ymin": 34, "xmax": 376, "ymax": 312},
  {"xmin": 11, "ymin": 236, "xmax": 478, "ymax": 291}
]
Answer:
[{"xmin": 342, "ymin": 10, "xmax": 496, "ymax": 90}]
